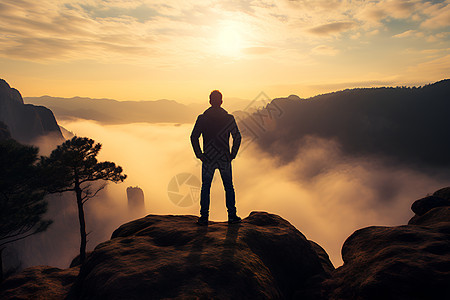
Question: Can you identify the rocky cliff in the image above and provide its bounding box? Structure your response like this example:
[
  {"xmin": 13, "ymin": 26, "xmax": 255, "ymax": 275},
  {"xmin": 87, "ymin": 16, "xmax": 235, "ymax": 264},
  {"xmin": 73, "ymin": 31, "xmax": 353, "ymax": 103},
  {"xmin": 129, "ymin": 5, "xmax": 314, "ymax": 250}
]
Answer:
[
  {"xmin": 0, "ymin": 189, "xmax": 449, "ymax": 299},
  {"xmin": 0, "ymin": 79, "xmax": 63, "ymax": 143}
]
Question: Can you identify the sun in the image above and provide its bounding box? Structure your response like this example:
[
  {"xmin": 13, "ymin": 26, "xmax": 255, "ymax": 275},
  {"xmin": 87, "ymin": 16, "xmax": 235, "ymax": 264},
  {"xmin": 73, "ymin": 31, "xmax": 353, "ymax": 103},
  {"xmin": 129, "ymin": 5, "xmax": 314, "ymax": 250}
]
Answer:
[{"xmin": 216, "ymin": 23, "xmax": 244, "ymax": 57}]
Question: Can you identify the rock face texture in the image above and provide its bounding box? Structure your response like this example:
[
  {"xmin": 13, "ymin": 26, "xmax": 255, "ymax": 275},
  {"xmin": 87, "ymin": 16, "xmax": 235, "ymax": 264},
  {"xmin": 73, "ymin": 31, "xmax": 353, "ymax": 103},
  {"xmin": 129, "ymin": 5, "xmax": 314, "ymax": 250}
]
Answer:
[
  {"xmin": 68, "ymin": 212, "xmax": 332, "ymax": 299},
  {"xmin": 0, "ymin": 212, "xmax": 333, "ymax": 299},
  {"xmin": 1, "ymin": 188, "xmax": 449, "ymax": 299},
  {"xmin": 324, "ymin": 188, "xmax": 450, "ymax": 300},
  {"xmin": 0, "ymin": 79, "xmax": 63, "ymax": 143},
  {"xmin": 0, "ymin": 266, "xmax": 79, "ymax": 300}
]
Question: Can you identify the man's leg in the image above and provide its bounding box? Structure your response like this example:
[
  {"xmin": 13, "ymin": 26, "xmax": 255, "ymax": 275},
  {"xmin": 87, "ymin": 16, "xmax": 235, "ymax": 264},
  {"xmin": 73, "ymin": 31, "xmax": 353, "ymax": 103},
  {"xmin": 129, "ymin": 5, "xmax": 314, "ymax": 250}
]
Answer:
[
  {"xmin": 218, "ymin": 162, "xmax": 237, "ymax": 218},
  {"xmin": 200, "ymin": 163, "xmax": 215, "ymax": 218}
]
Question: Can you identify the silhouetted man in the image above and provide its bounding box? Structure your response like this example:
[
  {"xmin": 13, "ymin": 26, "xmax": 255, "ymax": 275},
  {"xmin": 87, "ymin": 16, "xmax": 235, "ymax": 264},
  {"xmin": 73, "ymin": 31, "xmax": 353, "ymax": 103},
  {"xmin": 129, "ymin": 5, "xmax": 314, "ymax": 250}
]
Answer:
[{"xmin": 191, "ymin": 90, "xmax": 242, "ymax": 225}]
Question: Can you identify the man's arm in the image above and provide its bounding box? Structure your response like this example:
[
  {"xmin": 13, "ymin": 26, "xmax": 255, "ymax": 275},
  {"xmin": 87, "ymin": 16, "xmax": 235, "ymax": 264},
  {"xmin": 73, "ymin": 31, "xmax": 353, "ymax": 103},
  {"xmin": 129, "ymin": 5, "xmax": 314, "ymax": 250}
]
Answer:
[
  {"xmin": 230, "ymin": 116, "xmax": 241, "ymax": 160},
  {"xmin": 190, "ymin": 116, "xmax": 203, "ymax": 159}
]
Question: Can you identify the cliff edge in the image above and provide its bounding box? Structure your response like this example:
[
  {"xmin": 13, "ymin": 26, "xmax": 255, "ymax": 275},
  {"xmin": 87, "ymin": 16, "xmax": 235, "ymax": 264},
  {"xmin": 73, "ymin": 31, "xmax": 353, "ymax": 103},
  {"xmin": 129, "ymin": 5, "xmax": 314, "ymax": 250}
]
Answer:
[{"xmin": 0, "ymin": 212, "xmax": 333, "ymax": 299}]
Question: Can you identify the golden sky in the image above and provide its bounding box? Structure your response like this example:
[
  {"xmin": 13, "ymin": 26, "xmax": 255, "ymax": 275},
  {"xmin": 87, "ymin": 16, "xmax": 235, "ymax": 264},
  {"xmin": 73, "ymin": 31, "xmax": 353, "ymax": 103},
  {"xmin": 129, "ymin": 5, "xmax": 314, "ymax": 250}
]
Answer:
[{"xmin": 1, "ymin": 0, "xmax": 449, "ymax": 103}]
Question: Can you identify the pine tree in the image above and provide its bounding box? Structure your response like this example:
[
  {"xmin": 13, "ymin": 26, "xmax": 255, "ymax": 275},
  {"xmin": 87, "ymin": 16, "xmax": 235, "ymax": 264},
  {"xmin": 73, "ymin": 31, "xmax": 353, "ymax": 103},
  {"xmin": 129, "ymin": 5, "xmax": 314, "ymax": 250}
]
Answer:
[{"xmin": 41, "ymin": 136, "xmax": 126, "ymax": 265}]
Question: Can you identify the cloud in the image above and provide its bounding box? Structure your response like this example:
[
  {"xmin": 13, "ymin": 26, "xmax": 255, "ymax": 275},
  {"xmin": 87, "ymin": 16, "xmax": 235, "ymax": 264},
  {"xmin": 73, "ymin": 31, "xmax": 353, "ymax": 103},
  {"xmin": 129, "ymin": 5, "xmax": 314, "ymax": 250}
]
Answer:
[
  {"xmin": 358, "ymin": 0, "xmax": 422, "ymax": 25},
  {"xmin": 0, "ymin": 0, "xmax": 214, "ymax": 62},
  {"xmin": 393, "ymin": 29, "xmax": 419, "ymax": 38},
  {"xmin": 421, "ymin": 2, "xmax": 450, "ymax": 29},
  {"xmin": 78, "ymin": 3, "xmax": 161, "ymax": 23},
  {"xmin": 307, "ymin": 21, "xmax": 355, "ymax": 35},
  {"xmin": 0, "ymin": 0, "xmax": 448, "ymax": 65},
  {"xmin": 311, "ymin": 45, "xmax": 339, "ymax": 56}
]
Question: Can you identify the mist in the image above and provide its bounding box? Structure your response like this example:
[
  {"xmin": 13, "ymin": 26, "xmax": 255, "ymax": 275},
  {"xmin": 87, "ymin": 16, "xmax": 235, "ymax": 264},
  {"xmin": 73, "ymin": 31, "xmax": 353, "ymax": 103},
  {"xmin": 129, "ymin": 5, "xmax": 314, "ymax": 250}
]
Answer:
[{"xmin": 7, "ymin": 119, "xmax": 447, "ymax": 270}]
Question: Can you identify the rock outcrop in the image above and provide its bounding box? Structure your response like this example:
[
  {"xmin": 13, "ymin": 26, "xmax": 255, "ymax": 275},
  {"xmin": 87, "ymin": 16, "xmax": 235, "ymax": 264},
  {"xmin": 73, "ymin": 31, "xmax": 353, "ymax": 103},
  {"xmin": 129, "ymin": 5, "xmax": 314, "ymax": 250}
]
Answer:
[
  {"xmin": 324, "ymin": 188, "xmax": 450, "ymax": 300},
  {"xmin": 0, "ymin": 212, "xmax": 333, "ymax": 299},
  {"xmin": 126, "ymin": 186, "xmax": 146, "ymax": 215},
  {"xmin": 1, "ymin": 188, "xmax": 449, "ymax": 299},
  {"xmin": 0, "ymin": 79, "xmax": 63, "ymax": 143}
]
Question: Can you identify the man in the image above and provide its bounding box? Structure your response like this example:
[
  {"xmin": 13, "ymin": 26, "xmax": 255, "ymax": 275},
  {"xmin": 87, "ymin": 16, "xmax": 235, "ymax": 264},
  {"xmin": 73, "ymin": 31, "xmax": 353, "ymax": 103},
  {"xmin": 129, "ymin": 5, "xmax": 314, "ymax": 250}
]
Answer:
[{"xmin": 191, "ymin": 90, "xmax": 242, "ymax": 225}]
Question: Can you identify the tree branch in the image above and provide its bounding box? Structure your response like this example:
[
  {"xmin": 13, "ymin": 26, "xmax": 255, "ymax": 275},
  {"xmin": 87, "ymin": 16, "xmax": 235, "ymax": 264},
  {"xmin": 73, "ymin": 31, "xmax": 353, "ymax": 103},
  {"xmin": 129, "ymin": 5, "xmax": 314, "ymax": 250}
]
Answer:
[
  {"xmin": 82, "ymin": 184, "xmax": 106, "ymax": 204},
  {"xmin": 0, "ymin": 231, "xmax": 38, "ymax": 248}
]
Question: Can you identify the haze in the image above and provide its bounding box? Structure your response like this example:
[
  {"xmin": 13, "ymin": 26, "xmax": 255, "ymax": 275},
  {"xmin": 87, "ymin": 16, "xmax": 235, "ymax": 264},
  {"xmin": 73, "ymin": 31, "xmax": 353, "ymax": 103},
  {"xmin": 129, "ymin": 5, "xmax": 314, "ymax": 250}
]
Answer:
[{"xmin": 1, "ymin": 0, "xmax": 449, "ymax": 102}]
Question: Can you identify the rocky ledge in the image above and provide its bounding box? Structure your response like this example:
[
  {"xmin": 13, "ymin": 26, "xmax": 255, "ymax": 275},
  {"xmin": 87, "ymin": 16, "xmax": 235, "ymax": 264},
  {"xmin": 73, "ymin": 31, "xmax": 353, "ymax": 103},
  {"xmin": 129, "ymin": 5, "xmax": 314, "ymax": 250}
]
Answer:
[
  {"xmin": 1, "ymin": 188, "xmax": 449, "ymax": 299},
  {"xmin": 0, "ymin": 212, "xmax": 333, "ymax": 299}
]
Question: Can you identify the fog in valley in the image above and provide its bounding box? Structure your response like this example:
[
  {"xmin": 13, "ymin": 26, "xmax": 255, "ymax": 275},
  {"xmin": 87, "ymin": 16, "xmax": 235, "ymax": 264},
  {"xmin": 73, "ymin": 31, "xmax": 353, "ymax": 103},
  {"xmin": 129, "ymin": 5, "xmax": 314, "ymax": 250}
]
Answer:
[{"xmin": 7, "ymin": 118, "xmax": 448, "ymax": 270}]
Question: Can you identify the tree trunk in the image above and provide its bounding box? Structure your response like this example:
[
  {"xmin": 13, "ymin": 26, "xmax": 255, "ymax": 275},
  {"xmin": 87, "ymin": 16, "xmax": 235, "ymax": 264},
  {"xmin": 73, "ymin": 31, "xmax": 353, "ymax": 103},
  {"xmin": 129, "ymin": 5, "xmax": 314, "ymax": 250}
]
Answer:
[{"xmin": 75, "ymin": 180, "xmax": 87, "ymax": 265}]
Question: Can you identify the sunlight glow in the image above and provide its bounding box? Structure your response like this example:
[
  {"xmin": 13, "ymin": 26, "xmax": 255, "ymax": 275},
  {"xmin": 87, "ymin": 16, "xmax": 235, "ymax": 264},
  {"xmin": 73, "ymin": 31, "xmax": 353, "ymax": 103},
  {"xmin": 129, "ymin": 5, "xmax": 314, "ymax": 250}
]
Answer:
[{"xmin": 216, "ymin": 22, "xmax": 244, "ymax": 58}]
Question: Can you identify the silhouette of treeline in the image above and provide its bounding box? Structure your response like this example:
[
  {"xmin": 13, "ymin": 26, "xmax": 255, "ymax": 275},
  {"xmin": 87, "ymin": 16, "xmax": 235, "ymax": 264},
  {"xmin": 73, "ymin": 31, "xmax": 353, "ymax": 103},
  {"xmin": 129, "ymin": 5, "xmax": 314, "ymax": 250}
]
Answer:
[
  {"xmin": 25, "ymin": 96, "xmax": 200, "ymax": 124},
  {"xmin": 246, "ymin": 79, "xmax": 450, "ymax": 172}
]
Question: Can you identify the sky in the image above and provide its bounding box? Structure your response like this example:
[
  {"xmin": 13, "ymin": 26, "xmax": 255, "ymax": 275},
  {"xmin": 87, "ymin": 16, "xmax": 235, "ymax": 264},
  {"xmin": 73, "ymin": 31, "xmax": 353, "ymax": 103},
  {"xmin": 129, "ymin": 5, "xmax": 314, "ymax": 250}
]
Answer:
[{"xmin": 1, "ymin": 0, "xmax": 449, "ymax": 103}]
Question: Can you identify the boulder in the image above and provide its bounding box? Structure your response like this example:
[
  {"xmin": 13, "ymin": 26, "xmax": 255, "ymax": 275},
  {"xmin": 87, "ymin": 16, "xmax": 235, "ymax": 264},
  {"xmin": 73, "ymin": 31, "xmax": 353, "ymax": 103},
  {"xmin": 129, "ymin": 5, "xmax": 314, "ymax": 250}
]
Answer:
[
  {"xmin": 68, "ymin": 212, "xmax": 332, "ymax": 299},
  {"xmin": 411, "ymin": 195, "xmax": 450, "ymax": 216},
  {"xmin": 433, "ymin": 187, "xmax": 450, "ymax": 201}
]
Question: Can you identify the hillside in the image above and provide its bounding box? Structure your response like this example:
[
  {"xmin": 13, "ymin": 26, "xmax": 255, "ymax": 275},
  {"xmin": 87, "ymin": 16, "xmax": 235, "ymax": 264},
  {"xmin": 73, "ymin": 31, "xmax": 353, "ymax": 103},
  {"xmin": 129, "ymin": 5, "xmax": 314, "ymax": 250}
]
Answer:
[{"xmin": 240, "ymin": 79, "xmax": 450, "ymax": 173}]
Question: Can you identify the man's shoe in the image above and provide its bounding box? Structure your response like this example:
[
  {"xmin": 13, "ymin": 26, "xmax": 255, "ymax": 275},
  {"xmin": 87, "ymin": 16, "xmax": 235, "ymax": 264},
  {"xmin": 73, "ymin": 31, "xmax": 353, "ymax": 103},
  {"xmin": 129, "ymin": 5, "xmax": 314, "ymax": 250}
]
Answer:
[
  {"xmin": 228, "ymin": 216, "xmax": 242, "ymax": 224},
  {"xmin": 197, "ymin": 216, "xmax": 209, "ymax": 226}
]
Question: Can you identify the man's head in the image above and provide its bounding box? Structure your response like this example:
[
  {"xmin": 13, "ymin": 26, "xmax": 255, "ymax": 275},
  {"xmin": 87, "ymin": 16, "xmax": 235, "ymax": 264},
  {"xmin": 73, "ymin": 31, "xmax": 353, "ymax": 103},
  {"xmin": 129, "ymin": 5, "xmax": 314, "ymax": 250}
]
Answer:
[{"xmin": 209, "ymin": 90, "xmax": 223, "ymax": 107}]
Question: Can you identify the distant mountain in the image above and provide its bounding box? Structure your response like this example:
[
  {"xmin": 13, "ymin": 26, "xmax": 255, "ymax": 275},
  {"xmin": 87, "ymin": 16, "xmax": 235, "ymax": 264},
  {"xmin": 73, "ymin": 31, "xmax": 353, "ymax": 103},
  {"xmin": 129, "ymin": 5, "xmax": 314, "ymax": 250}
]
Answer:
[
  {"xmin": 0, "ymin": 79, "xmax": 64, "ymax": 144},
  {"xmin": 240, "ymin": 79, "xmax": 450, "ymax": 173},
  {"xmin": 25, "ymin": 96, "xmax": 200, "ymax": 124},
  {"xmin": 24, "ymin": 96, "xmax": 254, "ymax": 124}
]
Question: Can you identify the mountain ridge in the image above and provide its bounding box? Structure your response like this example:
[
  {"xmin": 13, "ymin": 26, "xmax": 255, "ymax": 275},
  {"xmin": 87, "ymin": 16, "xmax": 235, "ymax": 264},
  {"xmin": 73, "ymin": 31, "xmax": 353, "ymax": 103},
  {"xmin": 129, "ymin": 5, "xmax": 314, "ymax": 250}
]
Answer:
[{"xmin": 242, "ymin": 78, "xmax": 450, "ymax": 174}]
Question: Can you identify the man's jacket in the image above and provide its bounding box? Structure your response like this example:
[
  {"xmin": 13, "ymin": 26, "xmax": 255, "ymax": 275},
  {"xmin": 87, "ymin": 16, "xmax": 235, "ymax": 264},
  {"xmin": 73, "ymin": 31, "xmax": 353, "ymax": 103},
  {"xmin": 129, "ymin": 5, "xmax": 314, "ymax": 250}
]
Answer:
[{"xmin": 190, "ymin": 106, "xmax": 241, "ymax": 163}]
